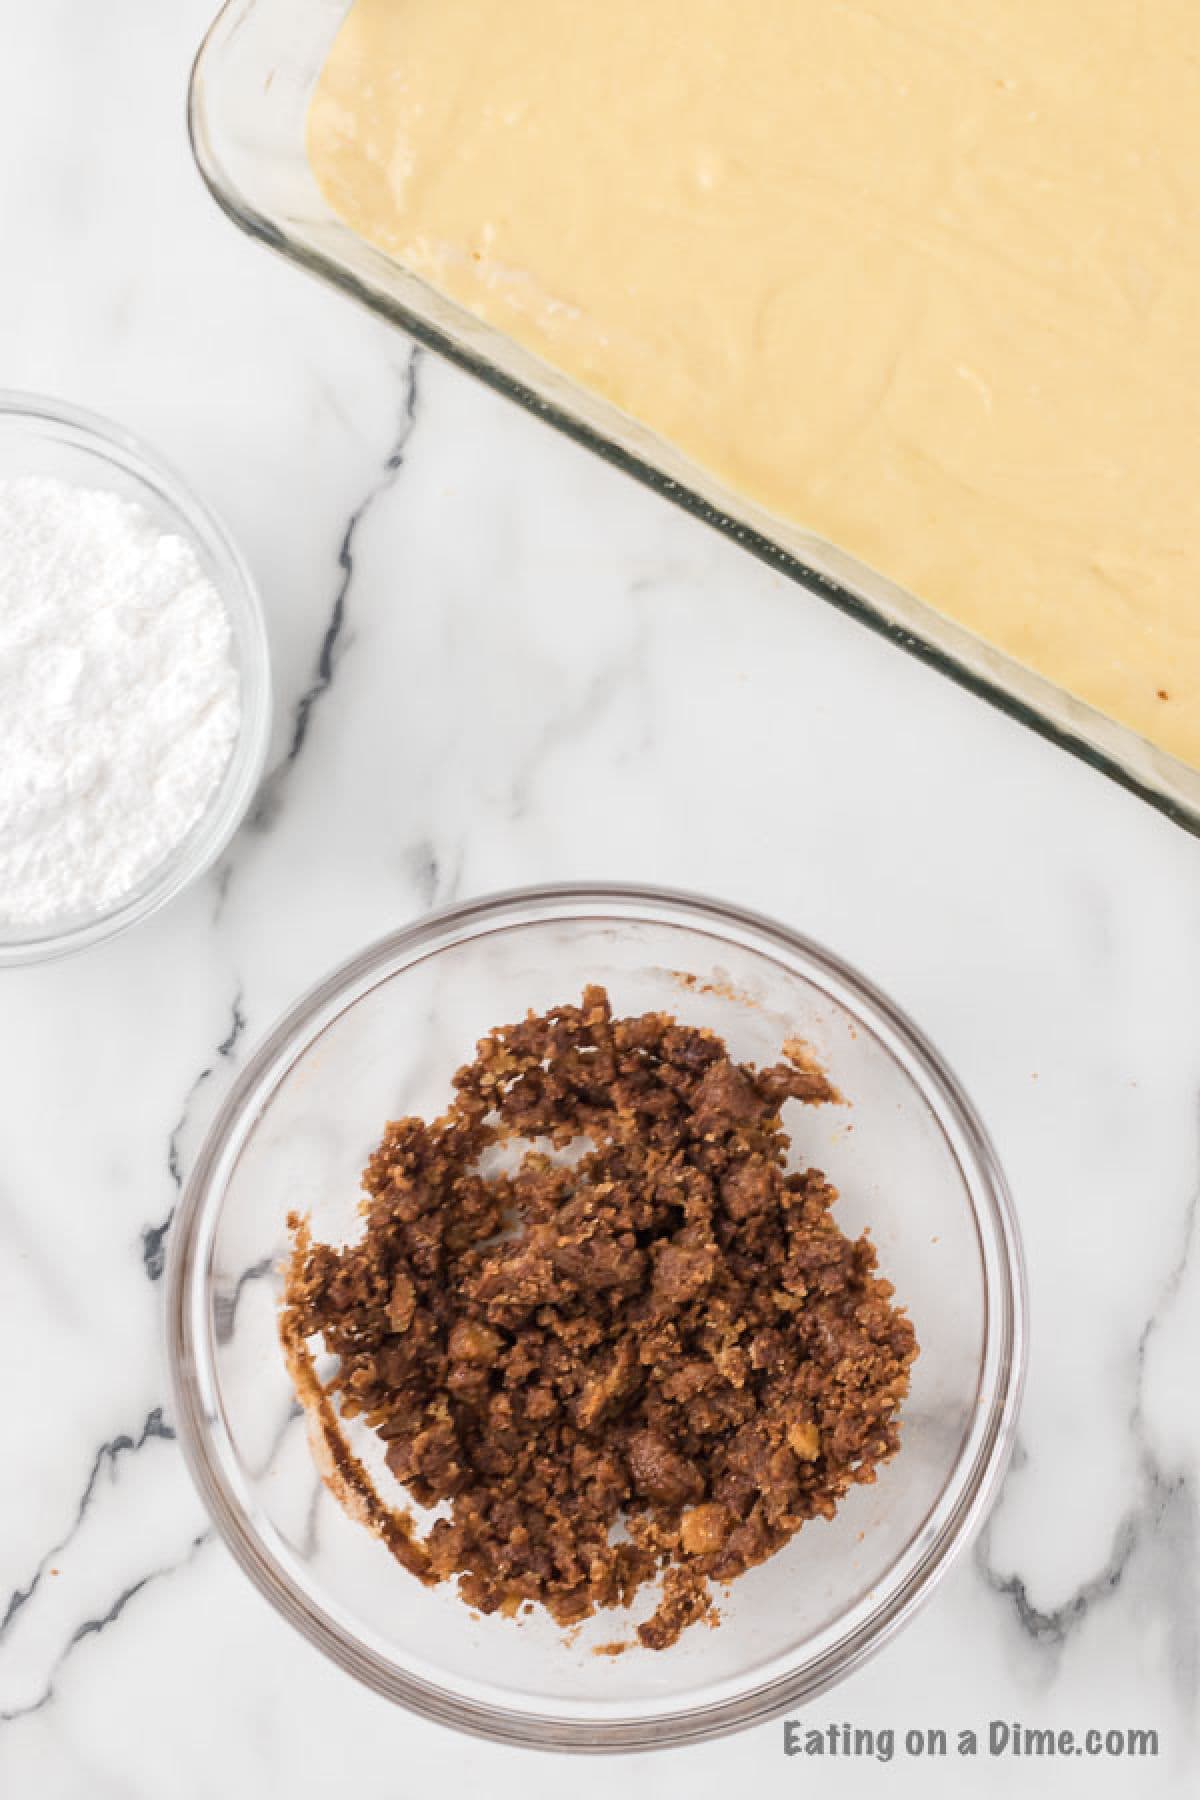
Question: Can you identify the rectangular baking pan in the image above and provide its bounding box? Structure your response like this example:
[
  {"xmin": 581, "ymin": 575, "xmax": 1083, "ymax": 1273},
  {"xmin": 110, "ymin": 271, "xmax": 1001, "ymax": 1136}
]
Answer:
[{"xmin": 190, "ymin": 0, "xmax": 1200, "ymax": 836}]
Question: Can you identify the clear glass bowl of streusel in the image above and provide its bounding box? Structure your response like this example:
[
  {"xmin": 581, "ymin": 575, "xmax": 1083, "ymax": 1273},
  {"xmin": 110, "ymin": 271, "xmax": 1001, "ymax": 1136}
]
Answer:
[
  {"xmin": 0, "ymin": 391, "xmax": 271, "ymax": 965},
  {"xmin": 167, "ymin": 885, "xmax": 1026, "ymax": 1752}
]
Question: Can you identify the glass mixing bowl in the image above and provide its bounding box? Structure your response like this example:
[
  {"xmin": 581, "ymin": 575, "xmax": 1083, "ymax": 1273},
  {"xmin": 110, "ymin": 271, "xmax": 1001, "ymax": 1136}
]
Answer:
[
  {"xmin": 167, "ymin": 885, "xmax": 1026, "ymax": 1751},
  {"xmin": 0, "ymin": 392, "xmax": 271, "ymax": 964}
]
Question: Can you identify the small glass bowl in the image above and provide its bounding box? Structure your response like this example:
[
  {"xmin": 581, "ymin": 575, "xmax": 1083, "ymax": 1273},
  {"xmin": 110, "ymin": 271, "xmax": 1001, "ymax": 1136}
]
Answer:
[
  {"xmin": 0, "ymin": 391, "xmax": 271, "ymax": 965},
  {"xmin": 167, "ymin": 884, "xmax": 1027, "ymax": 1752}
]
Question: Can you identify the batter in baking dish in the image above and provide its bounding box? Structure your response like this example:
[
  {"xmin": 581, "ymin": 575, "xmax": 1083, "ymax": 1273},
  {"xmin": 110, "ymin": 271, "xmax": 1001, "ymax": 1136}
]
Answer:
[{"xmin": 310, "ymin": 0, "xmax": 1200, "ymax": 766}]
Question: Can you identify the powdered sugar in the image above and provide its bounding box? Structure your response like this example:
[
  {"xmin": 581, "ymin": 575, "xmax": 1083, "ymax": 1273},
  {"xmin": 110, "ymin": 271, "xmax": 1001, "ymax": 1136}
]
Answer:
[{"xmin": 0, "ymin": 476, "xmax": 241, "ymax": 926}]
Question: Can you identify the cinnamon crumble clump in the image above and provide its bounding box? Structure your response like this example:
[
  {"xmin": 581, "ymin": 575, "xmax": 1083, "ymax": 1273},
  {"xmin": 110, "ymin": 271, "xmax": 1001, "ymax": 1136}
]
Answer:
[{"xmin": 281, "ymin": 986, "xmax": 917, "ymax": 1649}]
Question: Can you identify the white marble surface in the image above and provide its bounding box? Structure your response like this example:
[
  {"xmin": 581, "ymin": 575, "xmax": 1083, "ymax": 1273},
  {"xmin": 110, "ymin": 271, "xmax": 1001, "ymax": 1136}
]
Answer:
[{"xmin": 1, "ymin": 4, "xmax": 1198, "ymax": 1794}]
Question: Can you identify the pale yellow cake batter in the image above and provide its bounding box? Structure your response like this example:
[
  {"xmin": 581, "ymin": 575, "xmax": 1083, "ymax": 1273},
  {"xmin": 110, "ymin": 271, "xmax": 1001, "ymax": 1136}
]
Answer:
[{"xmin": 310, "ymin": 0, "xmax": 1200, "ymax": 767}]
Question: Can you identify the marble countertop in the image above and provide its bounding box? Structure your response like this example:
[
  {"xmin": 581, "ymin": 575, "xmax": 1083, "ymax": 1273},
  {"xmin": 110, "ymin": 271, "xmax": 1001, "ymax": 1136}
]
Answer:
[{"xmin": 2, "ymin": 6, "xmax": 1198, "ymax": 1795}]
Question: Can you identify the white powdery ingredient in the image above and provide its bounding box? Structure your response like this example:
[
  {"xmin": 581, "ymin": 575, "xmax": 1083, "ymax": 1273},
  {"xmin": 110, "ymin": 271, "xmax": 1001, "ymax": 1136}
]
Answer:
[{"xmin": 0, "ymin": 476, "xmax": 242, "ymax": 926}]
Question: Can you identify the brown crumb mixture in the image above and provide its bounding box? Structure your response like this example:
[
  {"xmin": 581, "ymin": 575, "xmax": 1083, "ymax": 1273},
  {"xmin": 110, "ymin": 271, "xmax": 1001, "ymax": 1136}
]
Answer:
[{"xmin": 281, "ymin": 986, "xmax": 918, "ymax": 1650}]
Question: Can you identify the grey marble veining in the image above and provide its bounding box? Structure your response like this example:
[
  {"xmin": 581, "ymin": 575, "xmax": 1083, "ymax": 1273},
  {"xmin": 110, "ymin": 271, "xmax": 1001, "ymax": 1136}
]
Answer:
[
  {"xmin": 252, "ymin": 349, "xmax": 424, "ymax": 832},
  {"xmin": 1, "ymin": 3, "xmax": 1198, "ymax": 1795}
]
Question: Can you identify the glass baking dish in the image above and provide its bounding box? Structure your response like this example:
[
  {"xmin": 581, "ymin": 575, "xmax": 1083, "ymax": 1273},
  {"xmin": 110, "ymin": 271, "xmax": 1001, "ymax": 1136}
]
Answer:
[{"xmin": 190, "ymin": 0, "xmax": 1200, "ymax": 837}]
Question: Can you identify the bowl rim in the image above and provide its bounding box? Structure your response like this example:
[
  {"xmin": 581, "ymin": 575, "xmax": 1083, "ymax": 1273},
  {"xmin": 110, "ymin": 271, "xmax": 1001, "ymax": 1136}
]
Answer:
[
  {"xmin": 166, "ymin": 881, "xmax": 1027, "ymax": 1752},
  {"xmin": 0, "ymin": 388, "xmax": 272, "ymax": 965}
]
